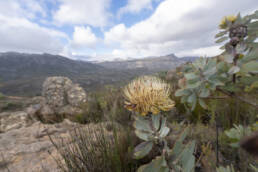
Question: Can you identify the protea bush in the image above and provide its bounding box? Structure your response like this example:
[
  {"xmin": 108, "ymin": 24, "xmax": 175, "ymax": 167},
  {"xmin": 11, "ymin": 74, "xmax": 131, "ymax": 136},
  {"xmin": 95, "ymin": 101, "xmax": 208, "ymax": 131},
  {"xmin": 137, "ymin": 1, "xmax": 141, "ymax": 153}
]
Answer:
[
  {"xmin": 124, "ymin": 76, "xmax": 196, "ymax": 172},
  {"xmin": 173, "ymin": 11, "xmax": 258, "ymax": 172}
]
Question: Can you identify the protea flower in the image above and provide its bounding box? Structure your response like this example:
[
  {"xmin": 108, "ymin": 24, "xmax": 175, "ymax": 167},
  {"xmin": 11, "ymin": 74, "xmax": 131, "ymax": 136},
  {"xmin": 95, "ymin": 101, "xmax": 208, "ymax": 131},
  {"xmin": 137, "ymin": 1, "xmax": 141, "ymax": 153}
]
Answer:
[
  {"xmin": 219, "ymin": 15, "xmax": 237, "ymax": 29},
  {"xmin": 123, "ymin": 76, "xmax": 175, "ymax": 116}
]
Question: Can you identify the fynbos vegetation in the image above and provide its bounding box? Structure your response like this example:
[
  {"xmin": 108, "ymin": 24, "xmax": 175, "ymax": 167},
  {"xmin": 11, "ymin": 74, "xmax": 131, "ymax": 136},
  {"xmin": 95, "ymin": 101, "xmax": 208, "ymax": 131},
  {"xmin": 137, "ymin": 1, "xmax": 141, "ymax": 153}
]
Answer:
[
  {"xmin": 125, "ymin": 10, "xmax": 258, "ymax": 172},
  {"xmin": 46, "ymin": 10, "xmax": 258, "ymax": 172}
]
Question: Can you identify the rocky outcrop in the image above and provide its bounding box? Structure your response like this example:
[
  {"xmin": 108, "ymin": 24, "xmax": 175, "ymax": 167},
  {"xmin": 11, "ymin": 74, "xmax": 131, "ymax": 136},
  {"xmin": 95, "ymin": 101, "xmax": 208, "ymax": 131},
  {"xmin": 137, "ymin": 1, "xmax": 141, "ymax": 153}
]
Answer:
[
  {"xmin": 0, "ymin": 111, "xmax": 121, "ymax": 172},
  {"xmin": 28, "ymin": 77, "xmax": 87, "ymax": 122},
  {"xmin": 0, "ymin": 112, "xmax": 78, "ymax": 172}
]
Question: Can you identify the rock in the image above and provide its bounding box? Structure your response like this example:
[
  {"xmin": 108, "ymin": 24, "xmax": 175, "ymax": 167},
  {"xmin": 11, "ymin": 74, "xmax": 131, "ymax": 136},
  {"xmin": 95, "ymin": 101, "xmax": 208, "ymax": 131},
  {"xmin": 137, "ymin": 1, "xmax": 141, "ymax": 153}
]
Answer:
[
  {"xmin": 28, "ymin": 76, "xmax": 87, "ymax": 122},
  {"xmin": 0, "ymin": 118, "xmax": 79, "ymax": 172},
  {"xmin": 26, "ymin": 104, "xmax": 41, "ymax": 119},
  {"xmin": 42, "ymin": 77, "xmax": 72, "ymax": 110},
  {"xmin": 39, "ymin": 104, "xmax": 56, "ymax": 123},
  {"xmin": 57, "ymin": 105, "xmax": 82, "ymax": 117},
  {"xmin": 0, "ymin": 111, "xmax": 30, "ymax": 133},
  {"xmin": 0, "ymin": 116, "xmax": 122, "ymax": 172},
  {"xmin": 66, "ymin": 84, "xmax": 87, "ymax": 107}
]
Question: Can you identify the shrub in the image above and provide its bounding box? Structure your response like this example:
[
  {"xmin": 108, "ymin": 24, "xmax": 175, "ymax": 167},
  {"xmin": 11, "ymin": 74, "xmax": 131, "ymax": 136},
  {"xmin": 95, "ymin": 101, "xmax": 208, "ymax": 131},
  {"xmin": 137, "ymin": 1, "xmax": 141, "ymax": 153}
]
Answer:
[
  {"xmin": 50, "ymin": 122, "xmax": 139, "ymax": 172},
  {"xmin": 76, "ymin": 86, "xmax": 132, "ymax": 125}
]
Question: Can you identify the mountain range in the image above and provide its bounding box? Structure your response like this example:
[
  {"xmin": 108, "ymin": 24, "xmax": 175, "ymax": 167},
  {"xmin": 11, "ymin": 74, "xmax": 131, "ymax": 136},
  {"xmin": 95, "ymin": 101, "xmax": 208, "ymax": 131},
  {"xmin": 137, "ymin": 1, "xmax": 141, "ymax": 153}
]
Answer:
[
  {"xmin": 0, "ymin": 52, "xmax": 197, "ymax": 96},
  {"xmin": 97, "ymin": 54, "xmax": 197, "ymax": 72}
]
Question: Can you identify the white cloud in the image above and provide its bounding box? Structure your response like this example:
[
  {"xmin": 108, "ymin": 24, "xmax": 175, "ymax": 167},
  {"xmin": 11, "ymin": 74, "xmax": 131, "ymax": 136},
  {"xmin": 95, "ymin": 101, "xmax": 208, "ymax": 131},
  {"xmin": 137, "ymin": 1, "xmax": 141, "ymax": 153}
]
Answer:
[
  {"xmin": 105, "ymin": 0, "xmax": 258, "ymax": 59},
  {"xmin": 53, "ymin": 0, "xmax": 111, "ymax": 27},
  {"xmin": 104, "ymin": 24, "xmax": 128, "ymax": 44},
  {"xmin": 0, "ymin": 0, "xmax": 46, "ymax": 19},
  {"xmin": 71, "ymin": 26, "xmax": 98, "ymax": 48},
  {"xmin": 176, "ymin": 45, "xmax": 222, "ymax": 57},
  {"xmin": 0, "ymin": 14, "xmax": 67, "ymax": 54},
  {"xmin": 118, "ymin": 0, "xmax": 153, "ymax": 17},
  {"xmin": 1, "ymin": 0, "xmax": 257, "ymax": 61}
]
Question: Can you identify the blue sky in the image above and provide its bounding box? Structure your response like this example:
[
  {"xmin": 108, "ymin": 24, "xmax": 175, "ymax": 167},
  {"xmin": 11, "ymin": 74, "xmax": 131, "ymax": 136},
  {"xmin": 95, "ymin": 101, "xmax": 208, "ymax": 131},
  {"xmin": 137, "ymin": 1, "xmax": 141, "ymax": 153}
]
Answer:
[{"xmin": 0, "ymin": 0, "xmax": 257, "ymax": 61}]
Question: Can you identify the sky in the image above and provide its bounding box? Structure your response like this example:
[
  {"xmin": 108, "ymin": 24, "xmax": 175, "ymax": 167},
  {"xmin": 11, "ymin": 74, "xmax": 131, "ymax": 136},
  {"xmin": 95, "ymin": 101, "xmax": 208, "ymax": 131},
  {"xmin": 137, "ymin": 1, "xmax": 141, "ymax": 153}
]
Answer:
[{"xmin": 0, "ymin": 0, "xmax": 257, "ymax": 61}]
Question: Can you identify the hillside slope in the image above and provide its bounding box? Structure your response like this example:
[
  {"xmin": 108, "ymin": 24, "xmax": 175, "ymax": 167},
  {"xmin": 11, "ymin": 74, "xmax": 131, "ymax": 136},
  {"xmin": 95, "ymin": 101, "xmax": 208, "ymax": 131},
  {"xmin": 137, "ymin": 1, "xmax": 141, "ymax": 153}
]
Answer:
[{"xmin": 0, "ymin": 52, "xmax": 150, "ymax": 96}]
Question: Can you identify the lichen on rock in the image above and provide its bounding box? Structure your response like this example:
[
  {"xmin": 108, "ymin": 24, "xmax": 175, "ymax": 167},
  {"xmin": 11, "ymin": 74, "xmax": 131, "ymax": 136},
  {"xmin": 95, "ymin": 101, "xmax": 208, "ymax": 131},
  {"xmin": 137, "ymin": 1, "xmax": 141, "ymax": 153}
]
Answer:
[{"xmin": 29, "ymin": 76, "xmax": 87, "ymax": 122}]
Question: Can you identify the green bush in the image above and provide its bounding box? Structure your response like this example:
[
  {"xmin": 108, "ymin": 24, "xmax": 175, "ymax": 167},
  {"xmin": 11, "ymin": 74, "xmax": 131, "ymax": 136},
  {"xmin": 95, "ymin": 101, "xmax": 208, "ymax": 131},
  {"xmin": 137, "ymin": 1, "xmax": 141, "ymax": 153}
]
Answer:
[{"xmin": 76, "ymin": 86, "xmax": 132, "ymax": 125}]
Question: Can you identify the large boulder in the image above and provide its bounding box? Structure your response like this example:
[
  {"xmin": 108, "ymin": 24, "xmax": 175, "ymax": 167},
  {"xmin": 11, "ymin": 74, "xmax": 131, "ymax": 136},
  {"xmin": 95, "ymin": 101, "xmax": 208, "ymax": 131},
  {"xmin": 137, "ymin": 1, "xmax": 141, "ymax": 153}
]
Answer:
[
  {"xmin": 30, "ymin": 77, "xmax": 87, "ymax": 122},
  {"xmin": 42, "ymin": 77, "xmax": 86, "ymax": 110}
]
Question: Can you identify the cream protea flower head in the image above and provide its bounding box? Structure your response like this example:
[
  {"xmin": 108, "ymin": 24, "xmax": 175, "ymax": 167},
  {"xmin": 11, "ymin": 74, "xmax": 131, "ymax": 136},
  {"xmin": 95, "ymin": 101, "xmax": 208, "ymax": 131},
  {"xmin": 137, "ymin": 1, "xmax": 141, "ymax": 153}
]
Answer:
[
  {"xmin": 219, "ymin": 15, "xmax": 237, "ymax": 29},
  {"xmin": 123, "ymin": 76, "xmax": 175, "ymax": 116}
]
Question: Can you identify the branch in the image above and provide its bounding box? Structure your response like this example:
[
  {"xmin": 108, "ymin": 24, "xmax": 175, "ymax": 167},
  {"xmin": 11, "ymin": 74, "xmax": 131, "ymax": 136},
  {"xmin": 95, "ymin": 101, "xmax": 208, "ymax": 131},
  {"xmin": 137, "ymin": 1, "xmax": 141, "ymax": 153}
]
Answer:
[
  {"xmin": 217, "ymin": 88, "xmax": 258, "ymax": 109},
  {"xmin": 203, "ymin": 96, "xmax": 229, "ymax": 99}
]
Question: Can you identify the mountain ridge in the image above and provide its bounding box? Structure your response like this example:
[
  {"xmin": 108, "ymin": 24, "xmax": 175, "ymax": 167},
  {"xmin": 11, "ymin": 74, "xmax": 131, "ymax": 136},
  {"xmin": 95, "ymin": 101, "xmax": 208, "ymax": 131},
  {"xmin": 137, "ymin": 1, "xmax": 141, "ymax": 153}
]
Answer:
[
  {"xmin": 97, "ymin": 53, "xmax": 198, "ymax": 71},
  {"xmin": 0, "ymin": 52, "xmax": 197, "ymax": 96}
]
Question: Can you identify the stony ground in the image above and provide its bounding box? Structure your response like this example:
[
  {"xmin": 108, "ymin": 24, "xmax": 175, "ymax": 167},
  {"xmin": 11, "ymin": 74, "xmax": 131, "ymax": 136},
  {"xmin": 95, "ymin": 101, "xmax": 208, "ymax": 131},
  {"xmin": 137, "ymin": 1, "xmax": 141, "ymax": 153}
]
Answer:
[
  {"xmin": 0, "ymin": 109, "xmax": 119, "ymax": 172},
  {"xmin": 0, "ymin": 111, "xmax": 79, "ymax": 172}
]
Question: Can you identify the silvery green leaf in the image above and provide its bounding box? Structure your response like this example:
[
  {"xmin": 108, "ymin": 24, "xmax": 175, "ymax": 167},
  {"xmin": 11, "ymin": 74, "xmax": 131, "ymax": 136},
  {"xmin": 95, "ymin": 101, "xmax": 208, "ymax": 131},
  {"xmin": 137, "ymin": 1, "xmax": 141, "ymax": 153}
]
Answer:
[
  {"xmin": 188, "ymin": 77, "xmax": 201, "ymax": 85},
  {"xmin": 216, "ymin": 36, "xmax": 228, "ymax": 43},
  {"xmin": 175, "ymin": 89, "xmax": 185, "ymax": 97},
  {"xmin": 247, "ymin": 21, "xmax": 258, "ymax": 28},
  {"xmin": 171, "ymin": 128, "xmax": 189, "ymax": 156},
  {"xmin": 159, "ymin": 117, "xmax": 167, "ymax": 132},
  {"xmin": 228, "ymin": 66, "xmax": 240, "ymax": 75},
  {"xmin": 137, "ymin": 156, "xmax": 167, "ymax": 172},
  {"xmin": 203, "ymin": 66, "xmax": 216, "ymax": 76},
  {"xmin": 241, "ymin": 60, "xmax": 258, "ymax": 74},
  {"xmin": 235, "ymin": 42, "xmax": 246, "ymax": 54},
  {"xmin": 224, "ymin": 54, "xmax": 234, "ymax": 63},
  {"xmin": 152, "ymin": 114, "xmax": 161, "ymax": 131},
  {"xmin": 192, "ymin": 59, "xmax": 202, "ymax": 69},
  {"xmin": 187, "ymin": 93, "xmax": 196, "ymax": 103},
  {"xmin": 134, "ymin": 118, "xmax": 152, "ymax": 132},
  {"xmin": 185, "ymin": 73, "xmax": 198, "ymax": 80},
  {"xmin": 187, "ymin": 93, "xmax": 197, "ymax": 111},
  {"xmin": 241, "ymin": 47, "xmax": 258, "ymax": 63},
  {"xmin": 199, "ymin": 88, "xmax": 210, "ymax": 98},
  {"xmin": 134, "ymin": 141, "xmax": 153, "ymax": 159},
  {"xmin": 159, "ymin": 126, "xmax": 170, "ymax": 138},
  {"xmin": 175, "ymin": 89, "xmax": 191, "ymax": 97},
  {"xmin": 215, "ymin": 30, "xmax": 227, "ymax": 38},
  {"xmin": 191, "ymin": 97, "xmax": 197, "ymax": 111},
  {"xmin": 209, "ymin": 82, "xmax": 217, "ymax": 91},
  {"xmin": 178, "ymin": 127, "xmax": 189, "ymax": 142},
  {"xmin": 204, "ymin": 59, "xmax": 216, "ymax": 71},
  {"xmin": 135, "ymin": 130, "xmax": 153, "ymax": 141},
  {"xmin": 181, "ymin": 141, "xmax": 196, "ymax": 172},
  {"xmin": 210, "ymin": 79, "xmax": 224, "ymax": 87},
  {"xmin": 186, "ymin": 81, "xmax": 201, "ymax": 89},
  {"xmin": 217, "ymin": 61, "xmax": 228, "ymax": 72}
]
